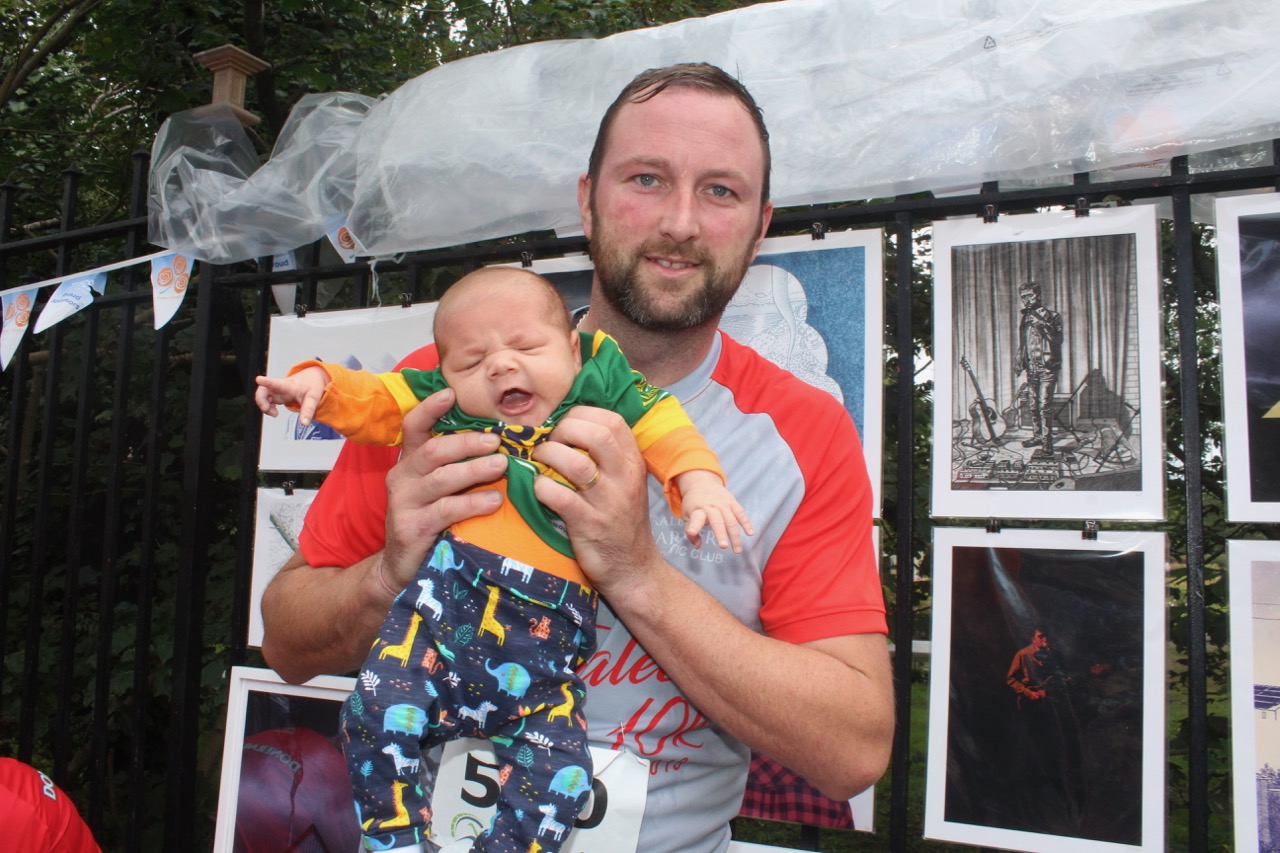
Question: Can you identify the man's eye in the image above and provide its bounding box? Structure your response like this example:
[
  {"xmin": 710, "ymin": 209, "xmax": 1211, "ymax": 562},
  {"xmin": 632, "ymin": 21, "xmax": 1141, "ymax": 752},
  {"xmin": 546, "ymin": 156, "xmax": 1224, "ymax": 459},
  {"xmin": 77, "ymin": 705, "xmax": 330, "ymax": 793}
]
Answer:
[
  {"xmin": 707, "ymin": 185, "xmax": 734, "ymax": 199},
  {"xmin": 634, "ymin": 174, "xmax": 658, "ymax": 188}
]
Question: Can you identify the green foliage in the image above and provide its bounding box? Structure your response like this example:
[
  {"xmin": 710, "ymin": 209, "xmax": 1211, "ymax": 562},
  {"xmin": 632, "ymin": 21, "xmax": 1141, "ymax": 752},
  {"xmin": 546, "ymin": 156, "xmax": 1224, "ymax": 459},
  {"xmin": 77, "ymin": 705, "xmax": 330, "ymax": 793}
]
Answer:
[{"xmin": 1, "ymin": 0, "xmax": 761, "ymax": 234}]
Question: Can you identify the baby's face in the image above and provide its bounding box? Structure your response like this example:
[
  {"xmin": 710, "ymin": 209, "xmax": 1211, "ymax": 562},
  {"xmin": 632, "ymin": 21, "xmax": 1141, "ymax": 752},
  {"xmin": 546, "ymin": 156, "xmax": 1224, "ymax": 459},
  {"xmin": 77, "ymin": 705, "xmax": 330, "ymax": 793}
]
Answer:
[{"xmin": 437, "ymin": 285, "xmax": 580, "ymax": 427}]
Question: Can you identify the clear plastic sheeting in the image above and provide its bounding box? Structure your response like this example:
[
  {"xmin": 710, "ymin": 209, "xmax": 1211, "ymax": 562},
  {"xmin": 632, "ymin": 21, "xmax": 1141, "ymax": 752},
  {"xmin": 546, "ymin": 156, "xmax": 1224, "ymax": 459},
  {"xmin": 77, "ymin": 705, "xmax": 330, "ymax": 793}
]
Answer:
[
  {"xmin": 149, "ymin": 0, "xmax": 1280, "ymax": 262},
  {"xmin": 149, "ymin": 92, "xmax": 376, "ymax": 264}
]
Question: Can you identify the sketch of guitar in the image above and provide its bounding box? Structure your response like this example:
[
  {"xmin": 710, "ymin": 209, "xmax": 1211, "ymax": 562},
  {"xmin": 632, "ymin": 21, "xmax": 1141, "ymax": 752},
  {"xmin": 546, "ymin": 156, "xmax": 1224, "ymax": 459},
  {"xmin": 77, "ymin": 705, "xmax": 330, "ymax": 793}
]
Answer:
[{"xmin": 960, "ymin": 355, "xmax": 1005, "ymax": 444}]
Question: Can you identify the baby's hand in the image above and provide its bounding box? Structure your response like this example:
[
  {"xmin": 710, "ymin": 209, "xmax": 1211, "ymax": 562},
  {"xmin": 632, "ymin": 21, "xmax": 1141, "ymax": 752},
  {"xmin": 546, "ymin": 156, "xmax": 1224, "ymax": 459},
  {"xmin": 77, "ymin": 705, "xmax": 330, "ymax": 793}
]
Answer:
[
  {"xmin": 254, "ymin": 366, "xmax": 331, "ymax": 426},
  {"xmin": 675, "ymin": 469, "xmax": 754, "ymax": 554}
]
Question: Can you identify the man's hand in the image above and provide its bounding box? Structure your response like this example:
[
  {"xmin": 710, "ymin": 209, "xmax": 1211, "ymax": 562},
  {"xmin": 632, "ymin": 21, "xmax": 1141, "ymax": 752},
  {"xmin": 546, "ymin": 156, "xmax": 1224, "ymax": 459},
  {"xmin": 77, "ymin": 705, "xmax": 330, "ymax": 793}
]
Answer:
[
  {"xmin": 260, "ymin": 386, "xmax": 507, "ymax": 682},
  {"xmin": 530, "ymin": 405, "xmax": 659, "ymax": 596},
  {"xmin": 378, "ymin": 387, "xmax": 508, "ymax": 591}
]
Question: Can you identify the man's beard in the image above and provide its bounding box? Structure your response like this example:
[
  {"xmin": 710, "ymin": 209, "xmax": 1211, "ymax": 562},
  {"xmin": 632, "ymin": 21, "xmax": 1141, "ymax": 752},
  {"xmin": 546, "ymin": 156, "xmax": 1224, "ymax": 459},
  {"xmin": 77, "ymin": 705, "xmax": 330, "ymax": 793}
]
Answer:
[{"xmin": 590, "ymin": 219, "xmax": 760, "ymax": 333}]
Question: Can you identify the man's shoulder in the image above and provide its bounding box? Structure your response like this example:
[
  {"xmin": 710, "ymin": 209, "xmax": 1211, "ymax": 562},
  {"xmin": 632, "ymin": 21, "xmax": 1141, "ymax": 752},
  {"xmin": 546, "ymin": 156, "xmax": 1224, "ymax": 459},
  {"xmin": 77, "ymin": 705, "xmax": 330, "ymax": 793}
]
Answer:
[{"xmin": 714, "ymin": 332, "xmax": 849, "ymax": 415}]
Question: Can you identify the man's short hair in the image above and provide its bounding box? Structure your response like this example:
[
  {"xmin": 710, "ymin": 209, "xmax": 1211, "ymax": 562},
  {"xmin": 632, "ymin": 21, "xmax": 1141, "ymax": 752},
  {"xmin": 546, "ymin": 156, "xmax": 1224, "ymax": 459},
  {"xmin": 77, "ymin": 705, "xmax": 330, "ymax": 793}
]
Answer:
[
  {"xmin": 587, "ymin": 63, "xmax": 772, "ymax": 204},
  {"xmin": 1019, "ymin": 281, "xmax": 1041, "ymax": 296}
]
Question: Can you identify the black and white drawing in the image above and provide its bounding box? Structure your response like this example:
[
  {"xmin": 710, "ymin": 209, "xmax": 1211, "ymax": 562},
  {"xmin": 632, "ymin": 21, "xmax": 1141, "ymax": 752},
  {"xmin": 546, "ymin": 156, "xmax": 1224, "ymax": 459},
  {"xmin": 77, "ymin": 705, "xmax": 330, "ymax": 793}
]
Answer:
[
  {"xmin": 1216, "ymin": 193, "xmax": 1280, "ymax": 523},
  {"xmin": 1228, "ymin": 539, "xmax": 1280, "ymax": 852},
  {"xmin": 925, "ymin": 527, "xmax": 1166, "ymax": 853},
  {"xmin": 932, "ymin": 207, "xmax": 1163, "ymax": 520}
]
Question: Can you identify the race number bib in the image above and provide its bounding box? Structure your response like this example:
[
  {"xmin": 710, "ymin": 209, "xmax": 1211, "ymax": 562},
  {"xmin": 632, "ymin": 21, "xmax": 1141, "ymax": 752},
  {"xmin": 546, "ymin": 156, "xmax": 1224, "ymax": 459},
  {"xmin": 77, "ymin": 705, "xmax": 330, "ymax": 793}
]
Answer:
[{"xmin": 433, "ymin": 739, "xmax": 648, "ymax": 853}]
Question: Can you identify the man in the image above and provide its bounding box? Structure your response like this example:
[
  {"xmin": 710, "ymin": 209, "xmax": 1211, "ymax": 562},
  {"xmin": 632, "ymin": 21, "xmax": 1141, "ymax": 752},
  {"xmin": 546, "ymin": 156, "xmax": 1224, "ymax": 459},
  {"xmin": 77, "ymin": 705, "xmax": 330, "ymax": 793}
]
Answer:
[
  {"xmin": 260, "ymin": 63, "xmax": 893, "ymax": 853},
  {"xmin": 1015, "ymin": 281, "xmax": 1063, "ymax": 455},
  {"xmin": 1006, "ymin": 628, "xmax": 1053, "ymax": 705},
  {"xmin": 1005, "ymin": 628, "xmax": 1084, "ymax": 827}
]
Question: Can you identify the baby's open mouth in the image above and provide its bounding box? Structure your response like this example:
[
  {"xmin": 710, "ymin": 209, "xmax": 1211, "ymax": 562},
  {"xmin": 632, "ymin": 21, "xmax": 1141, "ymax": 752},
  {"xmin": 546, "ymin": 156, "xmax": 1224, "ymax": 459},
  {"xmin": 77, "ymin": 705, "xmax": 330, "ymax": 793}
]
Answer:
[{"xmin": 500, "ymin": 388, "xmax": 533, "ymax": 410}]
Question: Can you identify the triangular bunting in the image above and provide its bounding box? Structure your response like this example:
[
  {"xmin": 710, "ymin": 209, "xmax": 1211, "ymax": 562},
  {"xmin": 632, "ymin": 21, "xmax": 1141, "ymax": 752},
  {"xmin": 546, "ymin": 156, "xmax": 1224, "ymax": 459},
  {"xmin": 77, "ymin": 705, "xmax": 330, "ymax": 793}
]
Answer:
[
  {"xmin": 271, "ymin": 251, "xmax": 298, "ymax": 315},
  {"xmin": 151, "ymin": 253, "xmax": 194, "ymax": 329},
  {"xmin": 1, "ymin": 286, "xmax": 39, "ymax": 369},
  {"xmin": 33, "ymin": 272, "xmax": 107, "ymax": 333},
  {"xmin": 326, "ymin": 224, "xmax": 362, "ymax": 263}
]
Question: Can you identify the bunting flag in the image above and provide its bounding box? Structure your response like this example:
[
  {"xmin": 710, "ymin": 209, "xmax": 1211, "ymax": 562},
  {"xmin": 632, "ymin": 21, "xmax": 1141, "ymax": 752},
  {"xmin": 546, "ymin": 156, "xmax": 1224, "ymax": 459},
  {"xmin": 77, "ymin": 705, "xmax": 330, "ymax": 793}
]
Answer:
[
  {"xmin": 151, "ymin": 253, "xmax": 193, "ymax": 329},
  {"xmin": 33, "ymin": 272, "xmax": 107, "ymax": 334},
  {"xmin": 271, "ymin": 251, "xmax": 298, "ymax": 315},
  {"xmin": 326, "ymin": 224, "xmax": 361, "ymax": 263},
  {"xmin": 0, "ymin": 286, "xmax": 39, "ymax": 369}
]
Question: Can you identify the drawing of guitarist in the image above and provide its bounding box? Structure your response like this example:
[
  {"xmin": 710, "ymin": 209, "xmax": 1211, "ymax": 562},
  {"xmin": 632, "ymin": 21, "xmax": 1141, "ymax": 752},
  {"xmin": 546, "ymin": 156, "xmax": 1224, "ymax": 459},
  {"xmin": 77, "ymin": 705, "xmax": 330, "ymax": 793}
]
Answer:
[{"xmin": 1016, "ymin": 281, "xmax": 1064, "ymax": 454}]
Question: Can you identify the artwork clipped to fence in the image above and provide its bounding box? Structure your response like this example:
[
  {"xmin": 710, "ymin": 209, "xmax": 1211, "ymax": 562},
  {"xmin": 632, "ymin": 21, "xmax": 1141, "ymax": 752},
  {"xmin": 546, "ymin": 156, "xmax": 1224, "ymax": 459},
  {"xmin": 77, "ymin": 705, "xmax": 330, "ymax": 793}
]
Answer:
[
  {"xmin": 522, "ymin": 228, "xmax": 886, "ymax": 516},
  {"xmin": 931, "ymin": 207, "xmax": 1163, "ymax": 521},
  {"xmin": 1228, "ymin": 539, "xmax": 1280, "ymax": 852},
  {"xmin": 257, "ymin": 301, "xmax": 439, "ymax": 472},
  {"xmin": 212, "ymin": 667, "xmax": 359, "ymax": 853},
  {"xmin": 924, "ymin": 527, "xmax": 1166, "ymax": 853},
  {"xmin": 248, "ymin": 487, "xmax": 318, "ymax": 648},
  {"xmin": 1216, "ymin": 193, "xmax": 1280, "ymax": 523}
]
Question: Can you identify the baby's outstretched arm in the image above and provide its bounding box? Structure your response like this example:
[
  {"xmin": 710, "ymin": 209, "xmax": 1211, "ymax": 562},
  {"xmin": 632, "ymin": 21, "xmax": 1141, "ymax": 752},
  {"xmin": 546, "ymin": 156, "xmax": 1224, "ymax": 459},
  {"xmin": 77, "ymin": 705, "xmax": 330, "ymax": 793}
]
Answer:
[
  {"xmin": 674, "ymin": 469, "xmax": 754, "ymax": 554},
  {"xmin": 254, "ymin": 366, "xmax": 331, "ymax": 426}
]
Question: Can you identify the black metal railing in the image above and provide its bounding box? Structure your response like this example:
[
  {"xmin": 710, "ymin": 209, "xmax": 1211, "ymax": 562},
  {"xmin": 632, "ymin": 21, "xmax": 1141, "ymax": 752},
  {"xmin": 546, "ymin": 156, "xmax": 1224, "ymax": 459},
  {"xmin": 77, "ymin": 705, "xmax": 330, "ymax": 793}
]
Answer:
[{"xmin": 2, "ymin": 145, "xmax": 1273, "ymax": 850}]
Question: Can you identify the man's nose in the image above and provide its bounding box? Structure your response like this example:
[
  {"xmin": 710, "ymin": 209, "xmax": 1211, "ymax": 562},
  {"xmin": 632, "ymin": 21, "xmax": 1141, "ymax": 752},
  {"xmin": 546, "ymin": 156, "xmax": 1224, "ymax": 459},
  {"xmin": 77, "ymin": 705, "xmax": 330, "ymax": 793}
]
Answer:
[{"xmin": 658, "ymin": 188, "xmax": 700, "ymax": 244}]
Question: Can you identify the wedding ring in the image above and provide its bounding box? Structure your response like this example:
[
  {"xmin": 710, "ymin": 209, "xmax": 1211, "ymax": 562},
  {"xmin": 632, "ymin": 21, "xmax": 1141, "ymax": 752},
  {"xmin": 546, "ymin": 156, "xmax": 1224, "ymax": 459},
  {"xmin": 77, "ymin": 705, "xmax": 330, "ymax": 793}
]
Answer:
[{"xmin": 580, "ymin": 469, "xmax": 601, "ymax": 491}]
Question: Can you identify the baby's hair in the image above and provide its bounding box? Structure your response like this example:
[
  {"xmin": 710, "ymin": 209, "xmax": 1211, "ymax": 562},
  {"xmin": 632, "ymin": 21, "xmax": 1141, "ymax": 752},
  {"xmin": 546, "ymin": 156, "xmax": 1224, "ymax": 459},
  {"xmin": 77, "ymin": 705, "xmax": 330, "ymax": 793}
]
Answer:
[{"xmin": 433, "ymin": 267, "xmax": 572, "ymax": 354}]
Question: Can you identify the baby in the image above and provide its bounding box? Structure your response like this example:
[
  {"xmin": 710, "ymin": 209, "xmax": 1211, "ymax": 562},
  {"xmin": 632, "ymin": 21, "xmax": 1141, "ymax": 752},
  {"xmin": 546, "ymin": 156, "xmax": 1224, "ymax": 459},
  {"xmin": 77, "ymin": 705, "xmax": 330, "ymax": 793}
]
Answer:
[{"xmin": 255, "ymin": 266, "xmax": 750, "ymax": 853}]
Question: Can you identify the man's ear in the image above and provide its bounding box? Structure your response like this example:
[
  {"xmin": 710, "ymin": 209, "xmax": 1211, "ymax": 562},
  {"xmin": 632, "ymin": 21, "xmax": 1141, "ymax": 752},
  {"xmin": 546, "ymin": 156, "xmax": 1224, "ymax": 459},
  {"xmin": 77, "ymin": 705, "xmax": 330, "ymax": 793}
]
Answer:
[
  {"xmin": 751, "ymin": 201, "xmax": 774, "ymax": 260},
  {"xmin": 577, "ymin": 174, "xmax": 594, "ymax": 239}
]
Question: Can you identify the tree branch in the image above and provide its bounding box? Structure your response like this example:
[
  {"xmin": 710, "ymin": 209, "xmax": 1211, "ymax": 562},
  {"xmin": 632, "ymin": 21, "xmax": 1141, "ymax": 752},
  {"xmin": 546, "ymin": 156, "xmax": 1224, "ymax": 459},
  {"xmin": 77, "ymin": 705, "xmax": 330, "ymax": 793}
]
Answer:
[{"xmin": 0, "ymin": 0, "xmax": 105, "ymax": 108}]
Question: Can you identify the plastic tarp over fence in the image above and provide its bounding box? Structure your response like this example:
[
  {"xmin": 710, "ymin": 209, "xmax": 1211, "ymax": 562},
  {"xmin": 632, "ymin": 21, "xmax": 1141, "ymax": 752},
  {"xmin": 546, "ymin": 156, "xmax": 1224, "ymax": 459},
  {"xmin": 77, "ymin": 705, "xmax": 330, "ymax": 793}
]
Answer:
[{"xmin": 149, "ymin": 0, "xmax": 1280, "ymax": 263}]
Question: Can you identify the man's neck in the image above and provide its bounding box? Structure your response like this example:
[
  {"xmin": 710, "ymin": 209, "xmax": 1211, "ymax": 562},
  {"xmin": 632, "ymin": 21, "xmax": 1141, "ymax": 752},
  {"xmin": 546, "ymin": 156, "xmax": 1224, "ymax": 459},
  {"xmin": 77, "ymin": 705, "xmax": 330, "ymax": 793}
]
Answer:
[{"xmin": 579, "ymin": 304, "xmax": 719, "ymax": 389}]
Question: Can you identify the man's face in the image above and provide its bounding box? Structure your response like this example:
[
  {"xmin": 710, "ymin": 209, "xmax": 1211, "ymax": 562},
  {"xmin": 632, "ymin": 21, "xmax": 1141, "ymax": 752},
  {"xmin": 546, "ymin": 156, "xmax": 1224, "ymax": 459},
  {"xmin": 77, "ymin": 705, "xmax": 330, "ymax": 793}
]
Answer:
[
  {"xmin": 578, "ymin": 87, "xmax": 773, "ymax": 332},
  {"xmin": 1020, "ymin": 288, "xmax": 1041, "ymax": 309},
  {"xmin": 1032, "ymin": 630, "xmax": 1049, "ymax": 651}
]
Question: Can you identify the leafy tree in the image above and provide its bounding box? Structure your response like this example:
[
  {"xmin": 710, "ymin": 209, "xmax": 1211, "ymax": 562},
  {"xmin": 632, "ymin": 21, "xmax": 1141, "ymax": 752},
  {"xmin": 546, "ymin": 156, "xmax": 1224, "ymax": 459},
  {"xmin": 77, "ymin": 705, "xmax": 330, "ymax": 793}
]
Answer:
[{"xmin": 1, "ymin": 0, "xmax": 753, "ymax": 232}]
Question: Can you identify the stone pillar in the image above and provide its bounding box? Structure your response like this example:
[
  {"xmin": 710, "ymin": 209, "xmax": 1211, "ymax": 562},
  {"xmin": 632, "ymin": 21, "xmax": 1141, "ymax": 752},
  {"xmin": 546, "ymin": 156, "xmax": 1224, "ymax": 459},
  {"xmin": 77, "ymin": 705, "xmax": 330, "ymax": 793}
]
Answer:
[{"xmin": 192, "ymin": 44, "xmax": 270, "ymax": 127}]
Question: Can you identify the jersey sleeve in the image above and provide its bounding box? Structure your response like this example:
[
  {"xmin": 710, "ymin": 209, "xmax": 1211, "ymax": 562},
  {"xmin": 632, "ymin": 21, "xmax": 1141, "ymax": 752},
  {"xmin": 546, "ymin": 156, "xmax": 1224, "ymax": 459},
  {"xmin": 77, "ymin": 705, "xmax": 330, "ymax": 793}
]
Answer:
[
  {"xmin": 297, "ymin": 345, "xmax": 440, "ymax": 569},
  {"xmin": 294, "ymin": 360, "xmax": 422, "ymax": 446},
  {"xmin": 714, "ymin": 334, "xmax": 885, "ymax": 644},
  {"xmin": 761, "ymin": 401, "xmax": 884, "ymax": 643},
  {"xmin": 636, "ymin": 412, "xmax": 725, "ymax": 518}
]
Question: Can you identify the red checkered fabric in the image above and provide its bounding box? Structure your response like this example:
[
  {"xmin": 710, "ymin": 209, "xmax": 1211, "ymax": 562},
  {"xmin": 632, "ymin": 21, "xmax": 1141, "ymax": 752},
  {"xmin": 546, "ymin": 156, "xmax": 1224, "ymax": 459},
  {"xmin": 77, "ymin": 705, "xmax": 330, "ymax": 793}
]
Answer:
[{"xmin": 738, "ymin": 752, "xmax": 855, "ymax": 829}]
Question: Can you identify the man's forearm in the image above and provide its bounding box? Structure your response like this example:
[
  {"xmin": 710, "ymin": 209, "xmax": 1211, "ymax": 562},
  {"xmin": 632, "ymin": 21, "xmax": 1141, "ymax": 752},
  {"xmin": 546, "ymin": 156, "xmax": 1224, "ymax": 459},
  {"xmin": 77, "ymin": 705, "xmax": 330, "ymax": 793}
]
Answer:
[
  {"xmin": 603, "ymin": 557, "xmax": 894, "ymax": 800},
  {"xmin": 260, "ymin": 550, "xmax": 397, "ymax": 683}
]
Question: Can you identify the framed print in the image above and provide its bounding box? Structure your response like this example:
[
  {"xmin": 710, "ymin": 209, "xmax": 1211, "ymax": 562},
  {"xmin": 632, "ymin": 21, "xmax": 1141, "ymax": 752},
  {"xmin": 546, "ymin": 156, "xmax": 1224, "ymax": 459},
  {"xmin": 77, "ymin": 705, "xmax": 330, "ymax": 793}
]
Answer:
[
  {"xmin": 258, "ymin": 301, "xmax": 438, "ymax": 472},
  {"xmin": 924, "ymin": 527, "xmax": 1166, "ymax": 853},
  {"xmin": 932, "ymin": 207, "xmax": 1163, "ymax": 520},
  {"xmin": 523, "ymin": 228, "xmax": 886, "ymax": 515},
  {"xmin": 213, "ymin": 667, "xmax": 358, "ymax": 853},
  {"xmin": 1216, "ymin": 193, "xmax": 1280, "ymax": 522},
  {"xmin": 248, "ymin": 487, "xmax": 318, "ymax": 648},
  {"xmin": 1228, "ymin": 539, "xmax": 1280, "ymax": 852}
]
